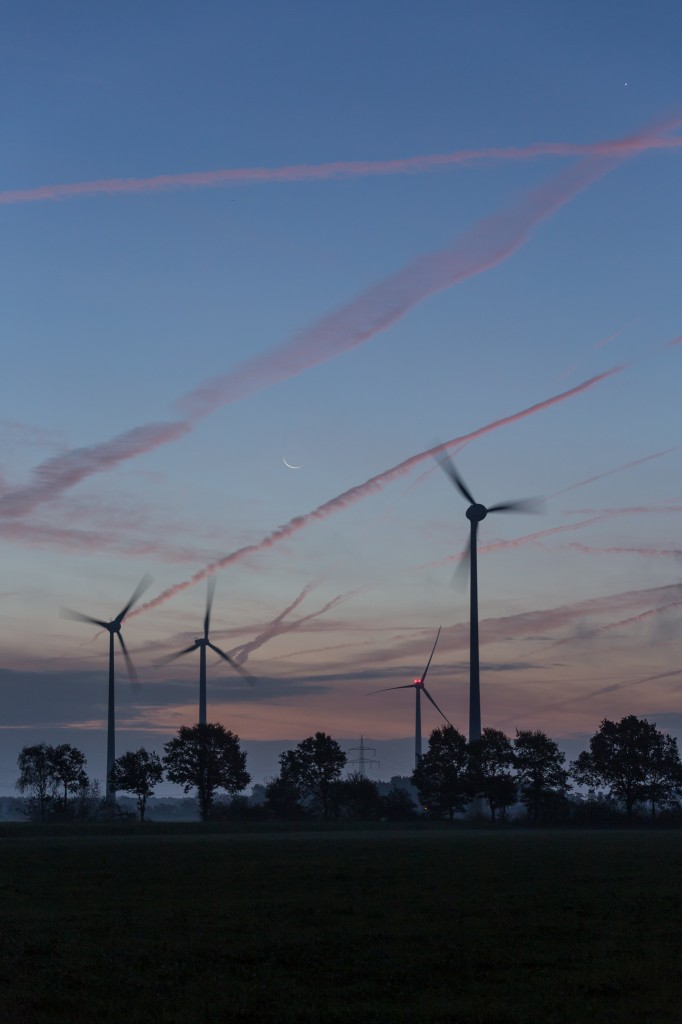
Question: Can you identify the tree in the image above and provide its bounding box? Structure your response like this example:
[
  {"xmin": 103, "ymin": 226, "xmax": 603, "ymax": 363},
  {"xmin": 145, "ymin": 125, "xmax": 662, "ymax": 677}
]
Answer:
[
  {"xmin": 51, "ymin": 744, "xmax": 89, "ymax": 813},
  {"xmin": 277, "ymin": 732, "xmax": 346, "ymax": 820},
  {"xmin": 264, "ymin": 775, "xmax": 306, "ymax": 820},
  {"xmin": 571, "ymin": 716, "xmax": 681, "ymax": 820},
  {"xmin": 412, "ymin": 725, "xmax": 469, "ymax": 821},
  {"xmin": 468, "ymin": 728, "xmax": 517, "ymax": 822},
  {"xmin": 336, "ymin": 772, "xmax": 382, "ymax": 821},
  {"xmin": 380, "ymin": 784, "xmax": 417, "ymax": 821},
  {"xmin": 16, "ymin": 743, "xmax": 55, "ymax": 821},
  {"xmin": 163, "ymin": 723, "xmax": 250, "ymax": 821},
  {"xmin": 514, "ymin": 730, "xmax": 569, "ymax": 823},
  {"xmin": 110, "ymin": 748, "xmax": 164, "ymax": 822}
]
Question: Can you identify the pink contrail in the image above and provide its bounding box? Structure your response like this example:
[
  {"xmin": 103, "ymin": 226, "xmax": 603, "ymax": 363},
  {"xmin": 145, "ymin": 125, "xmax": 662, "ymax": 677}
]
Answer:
[
  {"xmin": 665, "ymin": 334, "xmax": 682, "ymax": 347},
  {"xmin": 134, "ymin": 367, "xmax": 623, "ymax": 616},
  {"xmin": 227, "ymin": 587, "xmax": 359, "ymax": 665},
  {"xmin": 2, "ymin": 127, "xmax": 681, "ymax": 206},
  {"xmin": 177, "ymin": 158, "xmax": 632, "ymax": 419},
  {"xmin": 550, "ymin": 447, "xmax": 681, "ymax": 498},
  {"xmin": 0, "ymin": 420, "xmax": 191, "ymax": 519},
  {"xmin": 4, "ymin": 115, "xmax": 674, "ymax": 522},
  {"xmin": 556, "ymin": 542, "xmax": 682, "ymax": 559}
]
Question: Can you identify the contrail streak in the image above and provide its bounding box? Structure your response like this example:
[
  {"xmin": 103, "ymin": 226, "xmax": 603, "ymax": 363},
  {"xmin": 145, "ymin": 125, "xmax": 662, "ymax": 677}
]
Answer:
[
  {"xmin": 550, "ymin": 447, "xmax": 681, "ymax": 498},
  {"xmin": 227, "ymin": 587, "xmax": 359, "ymax": 665},
  {"xmin": 133, "ymin": 367, "xmax": 623, "ymax": 616},
  {"xmin": 3, "ymin": 114, "xmax": 673, "ymax": 519},
  {"xmin": 177, "ymin": 159, "xmax": 631, "ymax": 419},
  {"xmin": 2, "ymin": 128, "xmax": 681, "ymax": 206}
]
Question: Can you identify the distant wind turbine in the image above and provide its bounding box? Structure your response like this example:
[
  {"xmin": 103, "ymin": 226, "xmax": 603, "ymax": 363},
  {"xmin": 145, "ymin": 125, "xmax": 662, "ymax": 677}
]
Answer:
[
  {"xmin": 369, "ymin": 627, "xmax": 450, "ymax": 767},
  {"xmin": 156, "ymin": 576, "xmax": 254, "ymax": 725},
  {"xmin": 437, "ymin": 454, "xmax": 540, "ymax": 742},
  {"xmin": 61, "ymin": 574, "xmax": 152, "ymax": 803}
]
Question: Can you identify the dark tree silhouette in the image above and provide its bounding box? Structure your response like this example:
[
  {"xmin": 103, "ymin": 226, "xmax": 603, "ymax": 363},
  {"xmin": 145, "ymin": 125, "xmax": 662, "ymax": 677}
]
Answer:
[
  {"xmin": 50, "ymin": 744, "xmax": 89, "ymax": 812},
  {"xmin": 264, "ymin": 775, "xmax": 306, "ymax": 820},
  {"xmin": 16, "ymin": 743, "xmax": 56, "ymax": 821},
  {"xmin": 412, "ymin": 725, "xmax": 469, "ymax": 821},
  {"xmin": 514, "ymin": 729, "xmax": 569, "ymax": 823},
  {"xmin": 571, "ymin": 716, "xmax": 681, "ymax": 820},
  {"xmin": 277, "ymin": 732, "xmax": 346, "ymax": 820},
  {"xmin": 163, "ymin": 723, "xmax": 250, "ymax": 821},
  {"xmin": 468, "ymin": 727, "xmax": 516, "ymax": 822},
  {"xmin": 380, "ymin": 784, "xmax": 417, "ymax": 820},
  {"xmin": 336, "ymin": 772, "xmax": 382, "ymax": 821},
  {"xmin": 110, "ymin": 748, "xmax": 164, "ymax": 821}
]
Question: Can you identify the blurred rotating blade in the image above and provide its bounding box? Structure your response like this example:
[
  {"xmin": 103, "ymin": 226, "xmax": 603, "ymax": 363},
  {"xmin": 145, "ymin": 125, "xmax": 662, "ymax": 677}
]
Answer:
[
  {"xmin": 207, "ymin": 641, "xmax": 256, "ymax": 685},
  {"xmin": 116, "ymin": 573, "xmax": 153, "ymax": 623},
  {"xmin": 117, "ymin": 632, "xmax": 141, "ymax": 691},
  {"xmin": 204, "ymin": 576, "xmax": 216, "ymax": 639},
  {"xmin": 60, "ymin": 607, "xmax": 110, "ymax": 630},
  {"xmin": 435, "ymin": 451, "xmax": 476, "ymax": 505}
]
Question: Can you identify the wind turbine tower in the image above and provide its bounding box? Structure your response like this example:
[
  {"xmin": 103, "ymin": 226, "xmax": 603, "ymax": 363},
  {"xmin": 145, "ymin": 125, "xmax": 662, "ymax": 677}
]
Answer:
[
  {"xmin": 369, "ymin": 627, "xmax": 450, "ymax": 767},
  {"xmin": 437, "ymin": 454, "xmax": 538, "ymax": 742},
  {"xmin": 61, "ymin": 575, "xmax": 152, "ymax": 803}
]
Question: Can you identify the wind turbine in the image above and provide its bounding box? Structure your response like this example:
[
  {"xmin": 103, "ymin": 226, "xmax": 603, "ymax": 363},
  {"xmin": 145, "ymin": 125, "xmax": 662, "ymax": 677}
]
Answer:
[
  {"xmin": 156, "ymin": 576, "xmax": 254, "ymax": 725},
  {"xmin": 369, "ymin": 627, "xmax": 450, "ymax": 767},
  {"xmin": 61, "ymin": 574, "xmax": 152, "ymax": 803},
  {"xmin": 437, "ymin": 453, "xmax": 539, "ymax": 742}
]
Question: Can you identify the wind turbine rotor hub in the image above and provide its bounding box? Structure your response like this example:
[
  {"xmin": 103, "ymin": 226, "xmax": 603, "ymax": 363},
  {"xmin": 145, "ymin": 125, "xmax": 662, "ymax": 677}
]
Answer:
[{"xmin": 466, "ymin": 503, "xmax": 488, "ymax": 522}]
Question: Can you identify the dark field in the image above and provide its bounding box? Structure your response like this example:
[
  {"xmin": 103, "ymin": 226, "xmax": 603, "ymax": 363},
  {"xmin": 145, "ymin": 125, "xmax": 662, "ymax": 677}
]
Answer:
[{"xmin": 1, "ymin": 825, "xmax": 681, "ymax": 1023}]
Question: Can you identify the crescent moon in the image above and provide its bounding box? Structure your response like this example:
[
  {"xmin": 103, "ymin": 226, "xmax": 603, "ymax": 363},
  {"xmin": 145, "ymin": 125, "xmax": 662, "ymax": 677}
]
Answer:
[{"xmin": 282, "ymin": 457, "xmax": 302, "ymax": 470}]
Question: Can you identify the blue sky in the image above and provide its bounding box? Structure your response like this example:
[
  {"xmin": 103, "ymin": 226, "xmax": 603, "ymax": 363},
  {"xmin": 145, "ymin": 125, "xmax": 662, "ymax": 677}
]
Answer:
[{"xmin": 1, "ymin": 1, "xmax": 682, "ymax": 793}]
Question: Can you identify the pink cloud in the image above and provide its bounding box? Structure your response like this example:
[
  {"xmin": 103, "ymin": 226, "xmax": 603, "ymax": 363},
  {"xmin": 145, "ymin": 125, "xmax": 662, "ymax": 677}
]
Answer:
[
  {"xmin": 133, "ymin": 367, "xmax": 624, "ymax": 616},
  {"xmin": 2, "ymin": 122, "xmax": 681, "ymax": 207}
]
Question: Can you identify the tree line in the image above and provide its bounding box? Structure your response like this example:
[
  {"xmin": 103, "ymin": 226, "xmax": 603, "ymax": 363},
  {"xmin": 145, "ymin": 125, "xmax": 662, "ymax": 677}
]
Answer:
[{"xmin": 13, "ymin": 714, "xmax": 682, "ymax": 824}]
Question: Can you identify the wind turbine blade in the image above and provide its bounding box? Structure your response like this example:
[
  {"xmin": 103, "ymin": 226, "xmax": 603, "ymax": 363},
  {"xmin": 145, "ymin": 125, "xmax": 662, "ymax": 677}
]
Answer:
[
  {"xmin": 60, "ymin": 607, "xmax": 110, "ymax": 629},
  {"xmin": 154, "ymin": 643, "xmax": 198, "ymax": 665},
  {"xmin": 367, "ymin": 684, "xmax": 416, "ymax": 695},
  {"xmin": 419, "ymin": 626, "xmax": 441, "ymax": 684},
  {"xmin": 207, "ymin": 641, "xmax": 256, "ymax": 683},
  {"xmin": 204, "ymin": 575, "xmax": 216, "ymax": 639},
  {"xmin": 117, "ymin": 632, "xmax": 142, "ymax": 691},
  {"xmin": 422, "ymin": 686, "xmax": 452, "ymax": 726},
  {"xmin": 436, "ymin": 452, "xmax": 476, "ymax": 505},
  {"xmin": 451, "ymin": 536, "xmax": 471, "ymax": 589},
  {"xmin": 116, "ymin": 573, "xmax": 153, "ymax": 623},
  {"xmin": 487, "ymin": 497, "xmax": 544, "ymax": 514}
]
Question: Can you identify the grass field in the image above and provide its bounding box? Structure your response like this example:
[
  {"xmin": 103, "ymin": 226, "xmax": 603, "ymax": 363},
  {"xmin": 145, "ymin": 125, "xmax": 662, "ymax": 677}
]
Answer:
[{"xmin": 1, "ymin": 824, "xmax": 681, "ymax": 1023}]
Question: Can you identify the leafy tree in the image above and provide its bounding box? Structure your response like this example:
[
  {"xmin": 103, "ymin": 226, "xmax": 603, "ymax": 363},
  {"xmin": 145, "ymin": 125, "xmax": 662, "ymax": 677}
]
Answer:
[
  {"xmin": 412, "ymin": 725, "xmax": 469, "ymax": 821},
  {"xmin": 514, "ymin": 730, "xmax": 569, "ymax": 823},
  {"xmin": 51, "ymin": 744, "xmax": 89, "ymax": 812},
  {"xmin": 468, "ymin": 728, "xmax": 517, "ymax": 822},
  {"xmin": 110, "ymin": 748, "xmax": 164, "ymax": 822},
  {"xmin": 16, "ymin": 743, "xmax": 56, "ymax": 821},
  {"xmin": 336, "ymin": 772, "xmax": 382, "ymax": 821},
  {"xmin": 264, "ymin": 775, "xmax": 306, "ymax": 820},
  {"xmin": 572, "ymin": 716, "xmax": 681, "ymax": 820},
  {"xmin": 163, "ymin": 723, "xmax": 250, "ymax": 821},
  {"xmin": 380, "ymin": 784, "xmax": 417, "ymax": 821},
  {"xmin": 277, "ymin": 732, "xmax": 347, "ymax": 820}
]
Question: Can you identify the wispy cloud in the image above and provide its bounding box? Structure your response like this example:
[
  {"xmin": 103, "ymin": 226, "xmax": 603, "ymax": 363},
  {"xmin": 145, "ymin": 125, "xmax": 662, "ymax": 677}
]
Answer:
[
  {"xmin": 133, "ymin": 367, "xmax": 624, "ymax": 616},
  {"xmin": 2, "ymin": 122, "xmax": 680, "ymax": 206}
]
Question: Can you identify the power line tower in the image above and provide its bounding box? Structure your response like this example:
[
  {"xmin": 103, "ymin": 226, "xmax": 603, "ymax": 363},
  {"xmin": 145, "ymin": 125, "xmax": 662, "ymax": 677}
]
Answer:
[{"xmin": 347, "ymin": 736, "xmax": 380, "ymax": 778}]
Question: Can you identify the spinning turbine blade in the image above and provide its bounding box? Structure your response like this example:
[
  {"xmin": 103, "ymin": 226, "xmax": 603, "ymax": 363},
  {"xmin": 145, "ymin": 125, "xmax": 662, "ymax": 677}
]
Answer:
[
  {"xmin": 60, "ymin": 607, "xmax": 110, "ymax": 629},
  {"xmin": 204, "ymin": 575, "xmax": 216, "ymax": 639},
  {"xmin": 419, "ymin": 627, "xmax": 441, "ymax": 684},
  {"xmin": 487, "ymin": 498, "xmax": 544, "ymax": 514},
  {"xmin": 207, "ymin": 641, "xmax": 255, "ymax": 682},
  {"xmin": 117, "ymin": 632, "xmax": 141, "ymax": 691},
  {"xmin": 451, "ymin": 535, "xmax": 471, "ymax": 588},
  {"xmin": 154, "ymin": 643, "xmax": 198, "ymax": 665},
  {"xmin": 436, "ymin": 452, "xmax": 476, "ymax": 505},
  {"xmin": 116, "ymin": 573, "xmax": 153, "ymax": 623},
  {"xmin": 367, "ymin": 683, "xmax": 416, "ymax": 695},
  {"xmin": 422, "ymin": 686, "xmax": 452, "ymax": 727}
]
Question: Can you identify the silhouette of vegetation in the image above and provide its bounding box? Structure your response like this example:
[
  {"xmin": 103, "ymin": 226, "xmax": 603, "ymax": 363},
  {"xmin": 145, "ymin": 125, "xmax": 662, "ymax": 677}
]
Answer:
[
  {"xmin": 514, "ymin": 729, "xmax": 569, "ymax": 823},
  {"xmin": 16, "ymin": 742, "xmax": 89, "ymax": 820},
  {"xmin": 412, "ymin": 725, "xmax": 469, "ymax": 820},
  {"xmin": 467, "ymin": 727, "xmax": 517, "ymax": 821},
  {"xmin": 335, "ymin": 772, "xmax": 382, "ymax": 821},
  {"xmin": 571, "ymin": 715, "xmax": 682, "ymax": 820},
  {"xmin": 110, "ymin": 748, "xmax": 164, "ymax": 821},
  {"xmin": 163, "ymin": 723, "xmax": 250, "ymax": 821},
  {"xmin": 275, "ymin": 732, "xmax": 347, "ymax": 820}
]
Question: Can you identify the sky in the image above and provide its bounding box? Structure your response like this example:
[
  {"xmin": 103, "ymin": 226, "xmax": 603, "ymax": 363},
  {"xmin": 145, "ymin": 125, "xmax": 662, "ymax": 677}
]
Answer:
[{"xmin": 2, "ymin": 1, "xmax": 682, "ymax": 795}]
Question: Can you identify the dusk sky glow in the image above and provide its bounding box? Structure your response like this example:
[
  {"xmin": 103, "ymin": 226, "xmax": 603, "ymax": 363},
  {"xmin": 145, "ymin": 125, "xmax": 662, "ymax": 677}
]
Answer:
[{"xmin": 2, "ymin": 2, "xmax": 682, "ymax": 793}]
